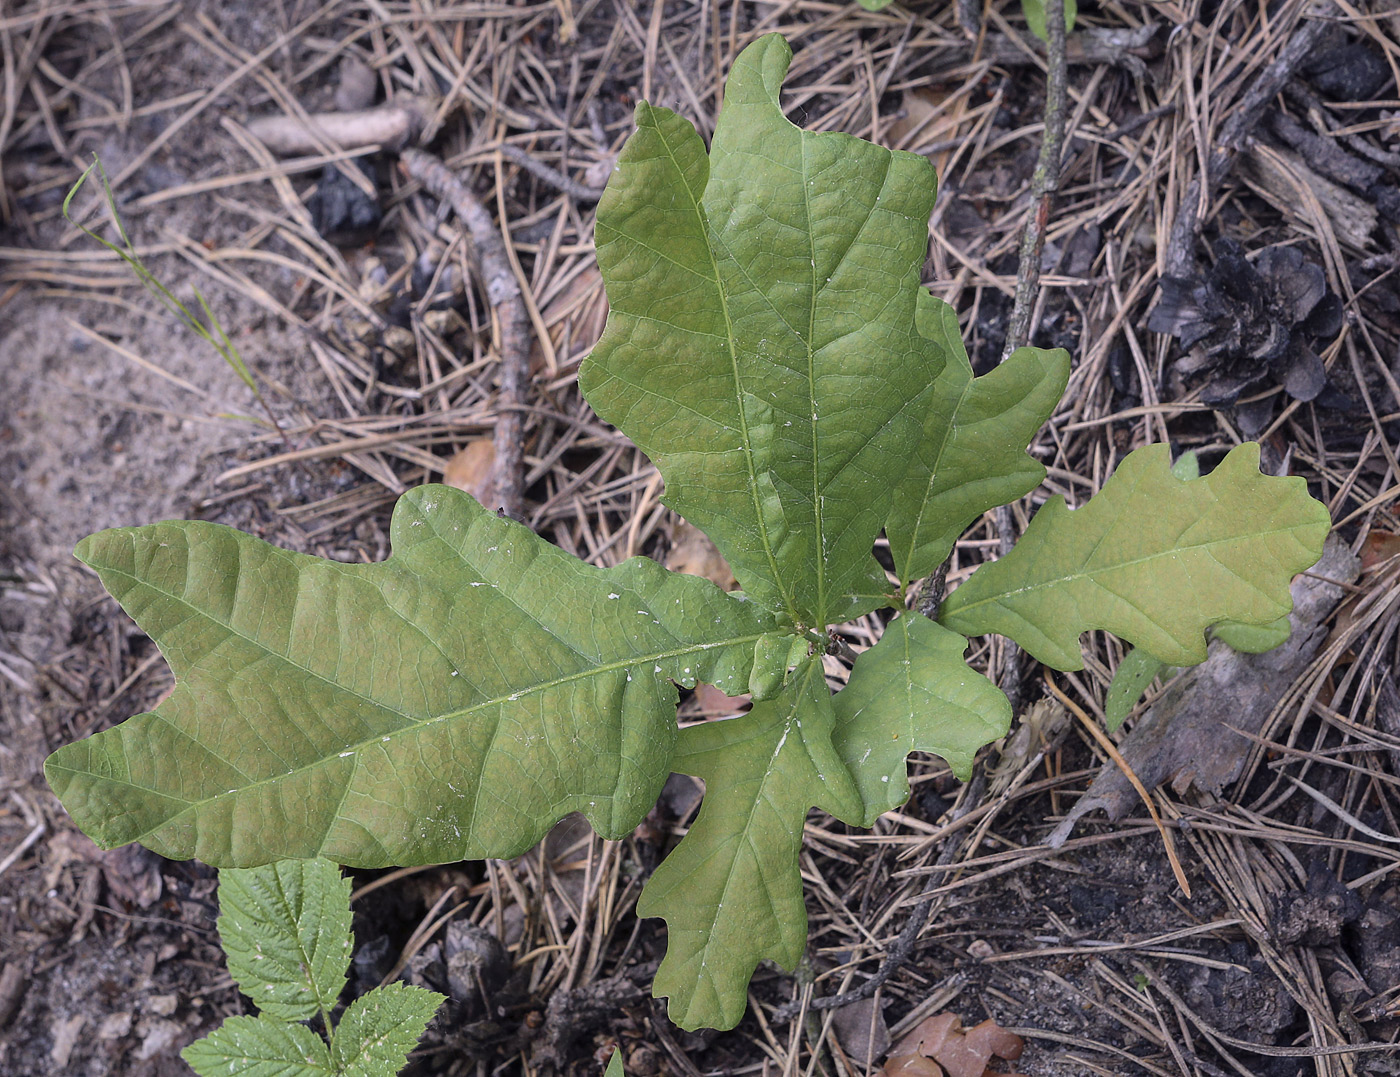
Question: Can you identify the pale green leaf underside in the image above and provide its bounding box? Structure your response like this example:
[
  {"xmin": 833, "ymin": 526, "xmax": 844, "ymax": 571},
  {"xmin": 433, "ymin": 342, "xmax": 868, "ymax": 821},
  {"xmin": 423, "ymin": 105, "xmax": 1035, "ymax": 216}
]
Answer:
[
  {"xmin": 605, "ymin": 1050, "xmax": 625, "ymax": 1077},
  {"xmin": 45, "ymin": 486, "xmax": 774, "ymax": 867},
  {"xmin": 333, "ymin": 983, "xmax": 444, "ymax": 1077},
  {"xmin": 182, "ymin": 1016, "xmax": 333, "ymax": 1077},
  {"xmin": 833, "ymin": 615, "xmax": 1011, "ymax": 819},
  {"xmin": 887, "ymin": 293, "xmax": 1069, "ymax": 586},
  {"xmin": 218, "ymin": 858, "xmax": 352, "ymax": 1022},
  {"xmin": 582, "ymin": 33, "xmax": 941, "ymax": 628},
  {"xmin": 1213, "ymin": 615, "xmax": 1291, "ymax": 654},
  {"xmin": 637, "ymin": 659, "xmax": 862, "ymax": 1031},
  {"xmin": 1104, "ymin": 647, "xmax": 1167, "ymax": 732},
  {"xmin": 939, "ymin": 442, "xmax": 1330, "ymax": 668},
  {"xmin": 1105, "ymin": 613, "xmax": 1294, "ymax": 731}
]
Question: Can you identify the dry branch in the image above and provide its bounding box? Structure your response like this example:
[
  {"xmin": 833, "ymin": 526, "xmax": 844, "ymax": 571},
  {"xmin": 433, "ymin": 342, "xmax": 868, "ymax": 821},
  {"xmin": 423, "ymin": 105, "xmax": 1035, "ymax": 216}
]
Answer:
[
  {"xmin": 400, "ymin": 148, "xmax": 532, "ymax": 518},
  {"xmin": 246, "ymin": 102, "xmax": 426, "ymax": 155},
  {"xmin": 999, "ymin": 0, "xmax": 1069, "ymax": 362}
]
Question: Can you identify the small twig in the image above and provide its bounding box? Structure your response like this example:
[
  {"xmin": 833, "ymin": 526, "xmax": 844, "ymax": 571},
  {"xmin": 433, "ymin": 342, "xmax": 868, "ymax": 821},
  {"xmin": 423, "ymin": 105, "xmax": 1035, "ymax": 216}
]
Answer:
[
  {"xmin": 498, "ymin": 143, "xmax": 606, "ymax": 203},
  {"xmin": 1000, "ymin": 0, "xmax": 1068, "ymax": 363},
  {"xmin": 774, "ymin": 773, "xmax": 988, "ymax": 1021},
  {"xmin": 1109, "ymin": 102, "xmax": 1177, "ymax": 142},
  {"xmin": 1161, "ymin": 12, "xmax": 1332, "ymax": 279},
  {"xmin": 246, "ymin": 102, "xmax": 425, "ymax": 155},
  {"xmin": 0, "ymin": 820, "xmax": 43, "ymax": 879},
  {"xmin": 991, "ymin": 1, "xmax": 1067, "ymax": 703},
  {"xmin": 400, "ymin": 148, "xmax": 532, "ymax": 518},
  {"xmin": 980, "ymin": 24, "xmax": 1160, "ymax": 76}
]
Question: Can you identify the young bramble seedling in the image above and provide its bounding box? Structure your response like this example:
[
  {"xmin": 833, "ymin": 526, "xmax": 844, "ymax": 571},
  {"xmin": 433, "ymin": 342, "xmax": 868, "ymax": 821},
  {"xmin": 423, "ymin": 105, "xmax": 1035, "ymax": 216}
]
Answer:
[
  {"xmin": 182, "ymin": 858, "xmax": 442, "ymax": 1077},
  {"xmin": 46, "ymin": 34, "xmax": 1328, "ymax": 1033}
]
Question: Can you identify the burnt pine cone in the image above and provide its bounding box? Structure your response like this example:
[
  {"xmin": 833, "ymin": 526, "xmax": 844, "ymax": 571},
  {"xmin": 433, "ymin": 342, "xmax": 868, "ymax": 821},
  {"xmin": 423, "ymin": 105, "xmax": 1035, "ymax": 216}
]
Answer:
[{"xmin": 1148, "ymin": 240, "xmax": 1342, "ymax": 407}]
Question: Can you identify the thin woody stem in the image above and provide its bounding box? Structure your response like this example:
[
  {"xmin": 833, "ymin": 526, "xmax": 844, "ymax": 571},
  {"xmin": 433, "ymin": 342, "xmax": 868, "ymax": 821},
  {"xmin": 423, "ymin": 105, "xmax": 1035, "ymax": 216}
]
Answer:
[{"xmin": 1000, "ymin": 0, "xmax": 1068, "ymax": 361}]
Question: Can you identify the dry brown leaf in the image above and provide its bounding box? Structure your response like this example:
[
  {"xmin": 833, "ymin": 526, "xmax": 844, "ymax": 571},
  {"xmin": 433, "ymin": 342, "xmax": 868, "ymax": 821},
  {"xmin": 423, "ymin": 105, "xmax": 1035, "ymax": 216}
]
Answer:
[
  {"xmin": 886, "ymin": 88, "xmax": 951, "ymax": 148},
  {"xmin": 963, "ymin": 1020, "xmax": 1024, "ymax": 1064},
  {"xmin": 1360, "ymin": 530, "xmax": 1400, "ymax": 574},
  {"xmin": 442, "ymin": 439, "xmax": 496, "ymax": 507},
  {"xmin": 884, "ymin": 1013, "xmax": 1024, "ymax": 1077},
  {"xmin": 665, "ymin": 517, "xmax": 736, "ymax": 590},
  {"xmin": 882, "ymin": 1055, "xmax": 944, "ymax": 1077}
]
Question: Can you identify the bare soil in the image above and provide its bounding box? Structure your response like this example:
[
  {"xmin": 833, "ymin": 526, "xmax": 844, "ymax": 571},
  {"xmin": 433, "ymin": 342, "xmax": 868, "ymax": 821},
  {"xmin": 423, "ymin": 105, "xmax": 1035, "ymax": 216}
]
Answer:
[{"xmin": 3, "ymin": 1, "xmax": 1399, "ymax": 1075}]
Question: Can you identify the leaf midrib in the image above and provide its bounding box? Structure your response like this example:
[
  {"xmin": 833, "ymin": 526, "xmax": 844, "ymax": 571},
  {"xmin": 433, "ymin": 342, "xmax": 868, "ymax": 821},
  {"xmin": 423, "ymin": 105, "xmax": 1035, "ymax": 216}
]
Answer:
[
  {"xmin": 64, "ymin": 562, "xmax": 769, "ymax": 841},
  {"xmin": 685, "ymin": 662, "xmax": 816, "ymax": 992},
  {"xmin": 648, "ymin": 108, "xmax": 800, "ymax": 626},
  {"xmin": 945, "ymin": 522, "xmax": 1311, "ymax": 615},
  {"xmin": 897, "ymin": 362, "xmax": 970, "ymax": 586}
]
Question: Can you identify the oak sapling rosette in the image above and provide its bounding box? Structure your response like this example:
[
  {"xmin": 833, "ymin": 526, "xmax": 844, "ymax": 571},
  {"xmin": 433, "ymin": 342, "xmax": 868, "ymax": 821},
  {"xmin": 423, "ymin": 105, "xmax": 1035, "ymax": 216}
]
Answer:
[{"xmin": 46, "ymin": 34, "xmax": 1329, "ymax": 1034}]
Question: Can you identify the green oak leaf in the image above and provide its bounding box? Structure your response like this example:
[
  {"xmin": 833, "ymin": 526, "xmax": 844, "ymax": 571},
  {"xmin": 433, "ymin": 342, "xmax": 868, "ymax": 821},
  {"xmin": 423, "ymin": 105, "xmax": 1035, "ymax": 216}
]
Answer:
[
  {"xmin": 44, "ymin": 486, "xmax": 775, "ymax": 867},
  {"xmin": 1023, "ymin": 0, "xmax": 1078, "ymax": 42},
  {"xmin": 939, "ymin": 442, "xmax": 1330, "ymax": 668},
  {"xmin": 1106, "ymin": 613, "xmax": 1293, "ymax": 731},
  {"xmin": 218, "ymin": 858, "xmax": 352, "ymax": 1022},
  {"xmin": 582, "ymin": 34, "xmax": 941, "ymax": 629},
  {"xmin": 182, "ymin": 1015, "xmax": 334, "ymax": 1077},
  {"xmin": 1104, "ymin": 647, "xmax": 1168, "ymax": 732},
  {"xmin": 1212, "ymin": 615, "xmax": 1292, "ymax": 654},
  {"xmin": 333, "ymin": 983, "xmax": 444, "ymax": 1077},
  {"xmin": 832, "ymin": 615, "xmax": 1010, "ymax": 820},
  {"xmin": 637, "ymin": 659, "xmax": 863, "ymax": 1031},
  {"xmin": 887, "ymin": 293, "xmax": 1069, "ymax": 586},
  {"xmin": 1100, "ymin": 448, "xmax": 1298, "ymax": 732}
]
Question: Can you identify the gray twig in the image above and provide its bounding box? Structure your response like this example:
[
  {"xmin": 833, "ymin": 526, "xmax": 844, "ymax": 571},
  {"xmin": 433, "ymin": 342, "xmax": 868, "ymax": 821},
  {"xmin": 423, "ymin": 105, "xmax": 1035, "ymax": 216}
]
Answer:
[
  {"xmin": 994, "ymin": 0, "xmax": 1068, "ymax": 705},
  {"xmin": 400, "ymin": 148, "xmax": 532, "ymax": 518},
  {"xmin": 1000, "ymin": 0, "xmax": 1069, "ymax": 362},
  {"xmin": 498, "ymin": 143, "xmax": 605, "ymax": 203}
]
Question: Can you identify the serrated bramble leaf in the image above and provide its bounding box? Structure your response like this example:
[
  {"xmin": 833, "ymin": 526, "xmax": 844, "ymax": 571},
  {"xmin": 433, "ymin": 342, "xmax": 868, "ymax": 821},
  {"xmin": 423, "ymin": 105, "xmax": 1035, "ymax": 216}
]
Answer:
[
  {"xmin": 637, "ymin": 659, "xmax": 862, "ymax": 1031},
  {"xmin": 887, "ymin": 294, "xmax": 1069, "ymax": 586},
  {"xmin": 332, "ymin": 982, "xmax": 443, "ymax": 1077},
  {"xmin": 44, "ymin": 486, "xmax": 775, "ymax": 867},
  {"xmin": 218, "ymin": 858, "xmax": 352, "ymax": 1021},
  {"xmin": 1104, "ymin": 648, "xmax": 1168, "ymax": 732},
  {"xmin": 181, "ymin": 1015, "xmax": 333, "ymax": 1077},
  {"xmin": 582, "ymin": 34, "xmax": 942, "ymax": 628},
  {"xmin": 832, "ymin": 615, "xmax": 1010, "ymax": 818},
  {"xmin": 939, "ymin": 443, "xmax": 1330, "ymax": 668}
]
